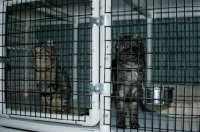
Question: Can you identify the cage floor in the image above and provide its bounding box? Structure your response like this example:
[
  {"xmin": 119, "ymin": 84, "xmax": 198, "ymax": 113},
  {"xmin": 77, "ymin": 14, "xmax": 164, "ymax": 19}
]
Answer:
[
  {"xmin": 110, "ymin": 101, "xmax": 200, "ymax": 132},
  {"xmin": 1, "ymin": 112, "xmax": 198, "ymax": 132},
  {"xmin": 6, "ymin": 91, "xmax": 91, "ymax": 113},
  {"xmin": 111, "ymin": 113, "xmax": 199, "ymax": 132},
  {"xmin": 0, "ymin": 126, "xmax": 28, "ymax": 132},
  {"xmin": 4, "ymin": 98, "xmax": 200, "ymax": 132},
  {"xmin": 4, "ymin": 92, "xmax": 200, "ymax": 131}
]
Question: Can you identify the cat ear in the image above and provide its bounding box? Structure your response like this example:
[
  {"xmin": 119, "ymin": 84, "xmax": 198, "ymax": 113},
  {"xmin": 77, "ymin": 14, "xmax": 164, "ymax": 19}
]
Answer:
[
  {"xmin": 133, "ymin": 33, "xmax": 140, "ymax": 39},
  {"xmin": 31, "ymin": 46, "xmax": 35, "ymax": 54},
  {"xmin": 46, "ymin": 40, "xmax": 54, "ymax": 47},
  {"xmin": 35, "ymin": 39, "xmax": 39, "ymax": 44},
  {"xmin": 32, "ymin": 40, "xmax": 39, "ymax": 54},
  {"xmin": 117, "ymin": 34, "xmax": 121, "ymax": 41}
]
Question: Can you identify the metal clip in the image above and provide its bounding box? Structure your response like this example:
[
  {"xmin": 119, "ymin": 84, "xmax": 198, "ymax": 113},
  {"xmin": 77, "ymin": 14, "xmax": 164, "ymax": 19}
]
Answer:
[
  {"xmin": 89, "ymin": 15, "xmax": 111, "ymax": 27},
  {"xmin": 89, "ymin": 84, "xmax": 104, "ymax": 94},
  {"xmin": 89, "ymin": 17, "xmax": 100, "ymax": 27},
  {"xmin": 100, "ymin": 15, "xmax": 111, "ymax": 26}
]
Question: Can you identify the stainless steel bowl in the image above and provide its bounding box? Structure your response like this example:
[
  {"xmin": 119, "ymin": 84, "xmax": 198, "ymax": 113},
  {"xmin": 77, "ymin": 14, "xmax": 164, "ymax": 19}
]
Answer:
[{"xmin": 143, "ymin": 87, "xmax": 174, "ymax": 105}]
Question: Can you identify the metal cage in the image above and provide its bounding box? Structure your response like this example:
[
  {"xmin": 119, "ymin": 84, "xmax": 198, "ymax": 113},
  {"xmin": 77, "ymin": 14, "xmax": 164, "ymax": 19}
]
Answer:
[{"xmin": 0, "ymin": 0, "xmax": 200, "ymax": 132}]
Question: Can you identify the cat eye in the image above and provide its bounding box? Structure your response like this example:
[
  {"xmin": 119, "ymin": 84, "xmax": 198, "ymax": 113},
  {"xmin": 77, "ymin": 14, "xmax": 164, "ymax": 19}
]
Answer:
[
  {"xmin": 124, "ymin": 45, "xmax": 130, "ymax": 49},
  {"xmin": 115, "ymin": 45, "xmax": 119, "ymax": 49}
]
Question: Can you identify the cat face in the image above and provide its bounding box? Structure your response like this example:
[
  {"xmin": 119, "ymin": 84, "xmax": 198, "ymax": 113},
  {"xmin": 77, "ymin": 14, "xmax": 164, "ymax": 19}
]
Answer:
[
  {"xmin": 116, "ymin": 34, "xmax": 144, "ymax": 61},
  {"xmin": 32, "ymin": 40, "xmax": 56, "ymax": 69},
  {"xmin": 32, "ymin": 40, "xmax": 55, "ymax": 62}
]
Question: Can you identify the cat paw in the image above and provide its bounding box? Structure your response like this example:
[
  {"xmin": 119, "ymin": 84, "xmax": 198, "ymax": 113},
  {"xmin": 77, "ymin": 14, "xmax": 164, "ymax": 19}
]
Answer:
[
  {"xmin": 129, "ymin": 122, "xmax": 140, "ymax": 129},
  {"xmin": 117, "ymin": 123, "xmax": 126, "ymax": 129}
]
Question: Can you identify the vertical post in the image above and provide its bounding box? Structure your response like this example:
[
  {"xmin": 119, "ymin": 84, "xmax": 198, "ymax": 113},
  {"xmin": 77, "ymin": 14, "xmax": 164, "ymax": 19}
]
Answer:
[
  {"xmin": 73, "ymin": 22, "xmax": 78, "ymax": 99},
  {"xmin": 100, "ymin": 0, "xmax": 111, "ymax": 131},
  {"xmin": 91, "ymin": 0, "xmax": 100, "ymax": 85},
  {"xmin": 147, "ymin": 18, "xmax": 153, "ymax": 84},
  {"xmin": 85, "ymin": 0, "xmax": 100, "ymax": 125},
  {"xmin": 24, "ymin": 24, "xmax": 30, "ymax": 96},
  {"xmin": 0, "ymin": 3, "xmax": 6, "ymax": 111}
]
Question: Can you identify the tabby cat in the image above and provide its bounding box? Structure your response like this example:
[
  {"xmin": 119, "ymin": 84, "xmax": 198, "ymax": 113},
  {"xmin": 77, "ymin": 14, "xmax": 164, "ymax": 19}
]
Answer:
[
  {"xmin": 32, "ymin": 40, "xmax": 71, "ymax": 113},
  {"xmin": 114, "ymin": 34, "xmax": 146, "ymax": 129}
]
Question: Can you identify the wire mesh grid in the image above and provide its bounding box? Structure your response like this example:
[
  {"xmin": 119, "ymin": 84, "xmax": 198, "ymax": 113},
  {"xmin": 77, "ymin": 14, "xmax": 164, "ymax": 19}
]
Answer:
[
  {"xmin": 108, "ymin": 0, "xmax": 200, "ymax": 132},
  {"xmin": 0, "ymin": 0, "xmax": 200, "ymax": 132},
  {"xmin": 2, "ymin": 0, "xmax": 92, "ymax": 122}
]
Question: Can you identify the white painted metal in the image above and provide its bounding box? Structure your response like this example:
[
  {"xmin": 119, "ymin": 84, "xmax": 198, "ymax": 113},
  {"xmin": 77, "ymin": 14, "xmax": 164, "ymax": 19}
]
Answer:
[
  {"xmin": 0, "ymin": 117, "xmax": 98, "ymax": 132},
  {"xmin": 1, "ymin": 0, "xmax": 200, "ymax": 22},
  {"xmin": 0, "ymin": 0, "xmax": 36, "ymax": 5},
  {"xmin": 0, "ymin": 126, "xmax": 28, "ymax": 132},
  {"xmin": 35, "ymin": 7, "xmax": 73, "ymax": 22},
  {"xmin": 124, "ymin": 0, "xmax": 151, "ymax": 17},
  {"xmin": 100, "ymin": 0, "xmax": 111, "ymax": 132},
  {"xmin": 24, "ymin": 25, "xmax": 30, "ymax": 96},
  {"xmin": 78, "ymin": 0, "xmax": 100, "ymax": 126},
  {"xmin": 0, "ymin": 2, "xmax": 6, "ymax": 111},
  {"xmin": 3, "ymin": 110, "xmax": 98, "ymax": 126},
  {"xmin": 146, "ymin": 18, "xmax": 153, "ymax": 84},
  {"xmin": 73, "ymin": 22, "xmax": 78, "ymax": 99},
  {"xmin": 153, "ymin": 7, "xmax": 200, "ymax": 18}
]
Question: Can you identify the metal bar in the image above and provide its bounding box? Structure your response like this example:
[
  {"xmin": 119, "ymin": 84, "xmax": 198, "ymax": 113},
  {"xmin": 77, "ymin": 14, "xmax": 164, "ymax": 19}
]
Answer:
[
  {"xmin": 0, "ymin": 117, "xmax": 98, "ymax": 132},
  {"xmin": 35, "ymin": 7, "xmax": 73, "ymax": 22},
  {"xmin": 147, "ymin": 18, "xmax": 153, "ymax": 84},
  {"xmin": 124, "ymin": 0, "xmax": 151, "ymax": 17},
  {"xmin": 0, "ymin": 0, "xmax": 36, "ymax": 6},
  {"xmin": 0, "ymin": 2, "xmax": 6, "ymax": 111},
  {"xmin": 100, "ymin": 0, "xmax": 111, "ymax": 131},
  {"xmin": 73, "ymin": 22, "xmax": 78, "ymax": 99},
  {"xmin": 24, "ymin": 25, "xmax": 30, "ymax": 96},
  {"xmin": 154, "ymin": 7, "xmax": 200, "ymax": 19},
  {"xmin": 6, "ymin": 46, "xmax": 31, "ymax": 51}
]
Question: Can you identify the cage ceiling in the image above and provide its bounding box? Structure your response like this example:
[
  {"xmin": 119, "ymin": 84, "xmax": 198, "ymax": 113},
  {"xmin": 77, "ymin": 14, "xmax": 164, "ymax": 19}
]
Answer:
[{"xmin": 2, "ymin": 0, "xmax": 200, "ymax": 24}]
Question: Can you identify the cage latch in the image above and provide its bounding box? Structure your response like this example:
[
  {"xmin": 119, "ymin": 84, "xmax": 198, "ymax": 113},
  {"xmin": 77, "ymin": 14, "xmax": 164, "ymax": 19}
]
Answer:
[
  {"xmin": 89, "ymin": 15, "xmax": 111, "ymax": 27},
  {"xmin": 89, "ymin": 84, "xmax": 104, "ymax": 94}
]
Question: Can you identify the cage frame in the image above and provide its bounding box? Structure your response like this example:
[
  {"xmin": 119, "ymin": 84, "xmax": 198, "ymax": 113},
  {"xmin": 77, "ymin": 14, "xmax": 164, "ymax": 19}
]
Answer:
[
  {"xmin": 0, "ymin": 0, "xmax": 200, "ymax": 132},
  {"xmin": 0, "ymin": 0, "xmax": 102, "ymax": 130}
]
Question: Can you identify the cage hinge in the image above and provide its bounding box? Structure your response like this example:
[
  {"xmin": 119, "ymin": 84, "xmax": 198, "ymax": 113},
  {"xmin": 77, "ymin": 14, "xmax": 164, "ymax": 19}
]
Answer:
[
  {"xmin": 89, "ymin": 15, "xmax": 111, "ymax": 27},
  {"xmin": 89, "ymin": 84, "xmax": 104, "ymax": 94}
]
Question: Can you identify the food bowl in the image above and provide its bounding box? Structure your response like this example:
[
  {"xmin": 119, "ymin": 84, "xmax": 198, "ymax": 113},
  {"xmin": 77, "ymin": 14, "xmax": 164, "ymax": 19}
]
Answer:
[{"xmin": 142, "ymin": 85, "xmax": 174, "ymax": 105}]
